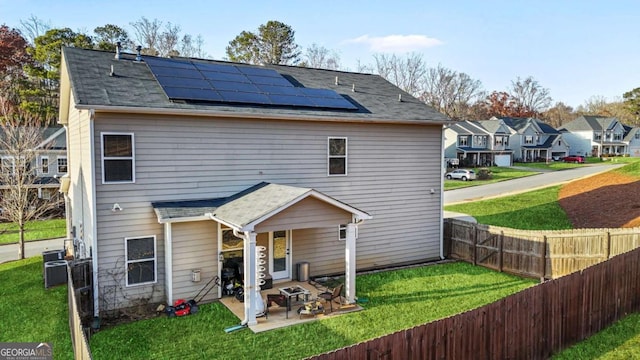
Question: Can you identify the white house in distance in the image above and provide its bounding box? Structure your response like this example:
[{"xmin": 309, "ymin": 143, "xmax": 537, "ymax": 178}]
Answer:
[
  {"xmin": 58, "ymin": 47, "xmax": 451, "ymax": 327},
  {"xmin": 559, "ymin": 115, "xmax": 640, "ymax": 157}
]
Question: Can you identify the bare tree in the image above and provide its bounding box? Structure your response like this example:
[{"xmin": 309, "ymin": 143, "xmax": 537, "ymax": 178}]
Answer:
[
  {"xmin": 541, "ymin": 101, "xmax": 574, "ymax": 128},
  {"xmin": 179, "ymin": 34, "xmax": 207, "ymax": 58},
  {"xmin": 19, "ymin": 15, "xmax": 51, "ymax": 45},
  {"xmin": 157, "ymin": 22, "xmax": 180, "ymax": 57},
  {"xmin": 369, "ymin": 53, "xmax": 427, "ymax": 96},
  {"xmin": 420, "ymin": 64, "xmax": 484, "ymax": 120},
  {"xmin": 130, "ymin": 17, "xmax": 162, "ymax": 56},
  {"xmin": 508, "ymin": 76, "xmax": 552, "ymax": 116},
  {"xmin": 0, "ymin": 98, "xmax": 63, "ymax": 259},
  {"xmin": 301, "ymin": 43, "xmax": 341, "ymax": 70}
]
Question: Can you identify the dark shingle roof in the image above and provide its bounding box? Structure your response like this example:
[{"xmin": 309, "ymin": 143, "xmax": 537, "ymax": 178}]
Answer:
[
  {"xmin": 62, "ymin": 47, "xmax": 450, "ymax": 124},
  {"xmin": 560, "ymin": 115, "xmax": 617, "ymax": 131},
  {"xmin": 498, "ymin": 117, "xmax": 559, "ymax": 134}
]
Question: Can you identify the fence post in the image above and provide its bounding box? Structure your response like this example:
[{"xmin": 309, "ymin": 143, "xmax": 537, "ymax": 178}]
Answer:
[
  {"xmin": 498, "ymin": 231, "xmax": 504, "ymax": 273},
  {"xmin": 540, "ymin": 235, "xmax": 547, "ymax": 282},
  {"xmin": 473, "ymin": 224, "xmax": 478, "ymax": 266},
  {"xmin": 605, "ymin": 231, "xmax": 611, "ymax": 259}
]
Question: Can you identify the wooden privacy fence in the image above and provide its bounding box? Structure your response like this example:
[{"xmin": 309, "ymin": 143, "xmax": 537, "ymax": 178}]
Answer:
[
  {"xmin": 67, "ymin": 262, "xmax": 93, "ymax": 360},
  {"xmin": 444, "ymin": 218, "xmax": 640, "ymax": 279},
  {"xmin": 307, "ymin": 246, "xmax": 640, "ymax": 360}
]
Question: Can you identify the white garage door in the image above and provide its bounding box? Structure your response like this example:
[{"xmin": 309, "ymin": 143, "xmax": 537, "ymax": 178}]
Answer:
[{"xmin": 494, "ymin": 154, "xmax": 511, "ymax": 167}]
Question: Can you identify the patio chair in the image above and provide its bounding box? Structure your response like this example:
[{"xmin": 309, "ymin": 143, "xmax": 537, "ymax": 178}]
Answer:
[
  {"xmin": 265, "ymin": 294, "xmax": 287, "ymax": 318},
  {"xmin": 318, "ymin": 283, "xmax": 343, "ymax": 312}
]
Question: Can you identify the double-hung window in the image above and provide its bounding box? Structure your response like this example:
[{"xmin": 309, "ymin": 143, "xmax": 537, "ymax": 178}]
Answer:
[
  {"xmin": 57, "ymin": 156, "xmax": 67, "ymax": 173},
  {"xmin": 125, "ymin": 236, "xmax": 156, "ymax": 286},
  {"xmin": 40, "ymin": 156, "xmax": 49, "ymax": 174},
  {"xmin": 102, "ymin": 133, "xmax": 135, "ymax": 183},
  {"xmin": 328, "ymin": 137, "xmax": 347, "ymax": 176},
  {"xmin": 458, "ymin": 136, "xmax": 468, "ymax": 146}
]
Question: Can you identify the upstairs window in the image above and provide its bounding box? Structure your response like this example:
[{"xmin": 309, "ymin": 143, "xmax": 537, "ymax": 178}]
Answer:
[
  {"xmin": 328, "ymin": 137, "xmax": 347, "ymax": 176},
  {"xmin": 458, "ymin": 136, "xmax": 468, "ymax": 146},
  {"xmin": 524, "ymin": 135, "xmax": 534, "ymax": 144},
  {"xmin": 1, "ymin": 156, "xmax": 15, "ymax": 175},
  {"xmin": 57, "ymin": 156, "xmax": 67, "ymax": 173},
  {"xmin": 125, "ymin": 235, "xmax": 156, "ymax": 286},
  {"xmin": 40, "ymin": 156, "xmax": 49, "ymax": 174},
  {"xmin": 102, "ymin": 133, "xmax": 135, "ymax": 183}
]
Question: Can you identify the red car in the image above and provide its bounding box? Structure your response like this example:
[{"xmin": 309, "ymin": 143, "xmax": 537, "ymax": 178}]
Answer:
[{"xmin": 562, "ymin": 155, "xmax": 584, "ymax": 163}]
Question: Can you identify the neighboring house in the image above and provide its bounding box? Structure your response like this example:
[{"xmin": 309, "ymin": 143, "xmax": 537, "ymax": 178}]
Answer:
[
  {"xmin": 443, "ymin": 119, "xmax": 513, "ymax": 167},
  {"xmin": 624, "ymin": 126, "xmax": 640, "ymax": 157},
  {"xmin": 558, "ymin": 115, "xmax": 630, "ymax": 157},
  {"xmin": 497, "ymin": 117, "xmax": 570, "ymax": 162},
  {"xmin": 0, "ymin": 126, "xmax": 67, "ymax": 200},
  {"xmin": 58, "ymin": 47, "xmax": 450, "ymax": 326}
]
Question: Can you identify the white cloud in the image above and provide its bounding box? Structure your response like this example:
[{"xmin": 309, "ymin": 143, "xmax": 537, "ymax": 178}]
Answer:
[{"xmin": 344, "ymin": 34, "xmax": 443, "ymax": 52}]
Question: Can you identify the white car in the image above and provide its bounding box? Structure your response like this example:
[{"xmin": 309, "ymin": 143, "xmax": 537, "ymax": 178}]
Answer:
[{"xmin": 445, "ymin": 169, "xmax": 476, "ymax": 181}]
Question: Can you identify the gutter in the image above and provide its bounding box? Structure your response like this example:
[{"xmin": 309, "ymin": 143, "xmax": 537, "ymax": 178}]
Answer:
[{"xmin": 439, "ymin": 125, "xmax": 446, "ymax": 260}]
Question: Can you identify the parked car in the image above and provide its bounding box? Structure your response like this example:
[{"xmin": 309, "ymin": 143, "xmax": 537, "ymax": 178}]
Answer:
[
  {"xmin": 445, "ymin": 169, "xmax": 476, "ymax": 181},
  {"xmin": 562, "ymin": 155, "xmax": 585, "ymax": 163}
]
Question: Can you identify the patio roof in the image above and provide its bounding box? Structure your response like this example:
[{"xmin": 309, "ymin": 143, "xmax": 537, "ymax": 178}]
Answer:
[{"xmin": 152, "ymin": 181, "xmax": 372, "ymax": 231}]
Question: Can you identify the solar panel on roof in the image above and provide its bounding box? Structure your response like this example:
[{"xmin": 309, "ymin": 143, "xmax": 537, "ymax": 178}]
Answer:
[
  {"xmin": 193, "ymin": 62, "xmax": 241, "ymax": 74},
  {"xmin": 219, "ymin": 90, "xmax": 271, "ymax": 104},
  {"xmin": 149, "ymin": 66, "xmax": 204, "ymax": 79},
  {"xmin": 255, "ymin": 84, "xmax": 302, "ymax": 96},
  {"xmin": 236, "ymin": 66, "xmax": 281, "ymax": 77},
  {"xmin": 246, "ymin": 75, "xmax": 293, "ymax": 87},
  {"xmin": 209, "ymin": 80, "xmax": 260, "ymax": 92},
  {"xmin": 144, "ymin": 57, "xmax": 194, "ymax": 70},
  {"xmin": 143, "ymin": 55, "xmax": 359, "ymax": 111},
  {"xmin": 156, "ymin": 76, "xmax": 211, "ymax": 88},
  {"xmin": 201, "ymin": 71, "xmax": 250, "ymax": 83},
  {"xmin": 269, "ymin": 94, "xmax": 314, "ymax": 107},
  {"xmin": 163, "ymin": 87, "xmax": 222, "ymax": 102}
]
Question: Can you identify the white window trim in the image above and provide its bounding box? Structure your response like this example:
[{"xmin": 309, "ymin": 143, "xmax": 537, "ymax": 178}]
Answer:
[
  {"xmin": 1, "ymin": 156, "xmax": 15, "ymax": 175},
  {"xmin": 40, "ymin": 156, "xmax": 50, "ymax": 175},
  {"xmin": 338, "ymin": 224, "xmax": 358, "ymax": 241},
  {"xmin": 124, "ymin": 235, "xmax": 157, "ymax": 287},
  {"xmin": 56, "ymin": 156, "xmax": 67, "ymax": 174},
  {"xmin": 101, "ymin": 132, "xmax": 135, "ymax": 184},
  {"xmin": 327, "ymin": 137, "xmax": 348, "ymax": 176}
]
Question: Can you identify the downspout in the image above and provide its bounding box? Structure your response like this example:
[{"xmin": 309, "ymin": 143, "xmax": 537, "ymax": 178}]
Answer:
[
  {"xmin": 439, "ymin": 125, "xmax": 445, "ymax": 260},
  {"xmin": 88, "ymin": 109, "xmax": 100, "ymax": 317}
]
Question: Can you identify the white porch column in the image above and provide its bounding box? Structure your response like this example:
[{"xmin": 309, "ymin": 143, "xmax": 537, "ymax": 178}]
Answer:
[
  {"xmin": 164, "ymin": 222, "xmax": 173, "ymax": 305},
  {"xmin": 243, "ymin": 231, "xmax": 258, "ymax": 326},
  {"xmin": 345, "ymin": 223, "xmax": 357, "ymax": 304}
]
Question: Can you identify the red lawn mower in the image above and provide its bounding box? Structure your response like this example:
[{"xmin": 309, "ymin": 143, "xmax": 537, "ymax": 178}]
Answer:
[{"xmin": 165, "ymin": 275, "xmax": 220, "ymax": 317}]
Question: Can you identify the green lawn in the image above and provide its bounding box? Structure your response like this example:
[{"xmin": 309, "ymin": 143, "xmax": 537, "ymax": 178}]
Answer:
[
  {"xmin": 0, "ymin": 257, "xmax": 73, "ymax": 359},
  {"xmin": 444, "ymin": 167, "xmax": 537, "ymax": 190},
  {"xmin": 553, "ymin": 313, "xmax": 640, "ymax": 359},
  {"xmin": 0, "ymin": 218, "xmax": 66, "ymax": 245},
  {"xmin": 512, "ymin": 162, "xmax": 583, "ymax": 170},
  {"xmin": 90, "ymin": 262, "xmax": 536, "ymax": 359},
  {"xmin": 445, "ymin": 185, "xmax": 572, "ymax": 230}
]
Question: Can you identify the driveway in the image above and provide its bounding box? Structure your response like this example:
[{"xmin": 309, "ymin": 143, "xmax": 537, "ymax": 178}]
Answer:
[
  {"xmin": 0, "ymin": 238, "xmax": 67, "ymax": 264},
  {"xmin": 444, "ymin": 163, "xmax": 624, "ymax": 205}
]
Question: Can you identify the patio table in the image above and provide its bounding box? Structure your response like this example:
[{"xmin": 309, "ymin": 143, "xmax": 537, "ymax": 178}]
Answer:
[{"xmin": 278, "ymin": 285, "xmax": 311, "ymax": 319}]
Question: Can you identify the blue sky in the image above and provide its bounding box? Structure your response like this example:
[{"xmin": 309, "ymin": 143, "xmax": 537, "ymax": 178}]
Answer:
[{"xmin": 2, "ymin": 0, "xmax": 638, "ymax": 108}]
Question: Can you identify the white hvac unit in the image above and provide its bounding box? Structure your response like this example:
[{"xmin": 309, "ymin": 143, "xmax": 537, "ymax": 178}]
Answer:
[{"xmin": 44, "ymin": 260, "xmax": 68, "ymax": 289}]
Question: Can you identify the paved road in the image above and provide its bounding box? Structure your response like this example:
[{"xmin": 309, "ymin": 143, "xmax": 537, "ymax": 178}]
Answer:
[
  {"xmin": 0, "ymin": 238, "xmax": 67, "ymax": 264},
  {"xmin": 444, "ymin": 163, "xmax": 624, "ymax": 205}
]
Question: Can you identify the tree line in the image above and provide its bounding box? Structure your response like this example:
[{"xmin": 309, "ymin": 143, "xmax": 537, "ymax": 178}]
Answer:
[{"xmin": 1, "ymin": 17, "xmax": 639, "ymax": 127}]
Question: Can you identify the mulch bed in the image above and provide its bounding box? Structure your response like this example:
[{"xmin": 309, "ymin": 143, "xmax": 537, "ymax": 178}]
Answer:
[{"xmin": 559, "ymin": 172, "xmax": 640, "ymax": 228}]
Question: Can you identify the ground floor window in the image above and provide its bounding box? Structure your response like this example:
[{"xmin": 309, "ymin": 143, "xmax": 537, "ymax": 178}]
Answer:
[{"xmin": 125, "ymin": 235, "xmax": 156, "ymax": 286}]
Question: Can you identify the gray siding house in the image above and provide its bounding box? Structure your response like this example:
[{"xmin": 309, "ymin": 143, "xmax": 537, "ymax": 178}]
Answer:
[
  {"xmin": 443, "ymin": 119, "xmax": 513, "ymax": 167},
  {"xmin": 0, "ymin": 126, "xmax": 66, "ymax": 200},
  {"xmin": 58, "ymin": 47, "xmax": 450, "ymax": 326},
  {"xmin": 498, "ymin": 117, "xmax": 569, "ymax": 162},
  {"xmin": 559, "ymin": 116, "xmax": 637, "ymax": 157}
]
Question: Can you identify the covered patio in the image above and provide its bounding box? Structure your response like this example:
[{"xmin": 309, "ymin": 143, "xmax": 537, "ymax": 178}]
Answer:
[
  {"xmin": 153, "ymin": 181, "xmax": 372, "ymax": 328},
  {"xmin": 219, "ymin": 279, "xmax": 364, "ymax": 332}
]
